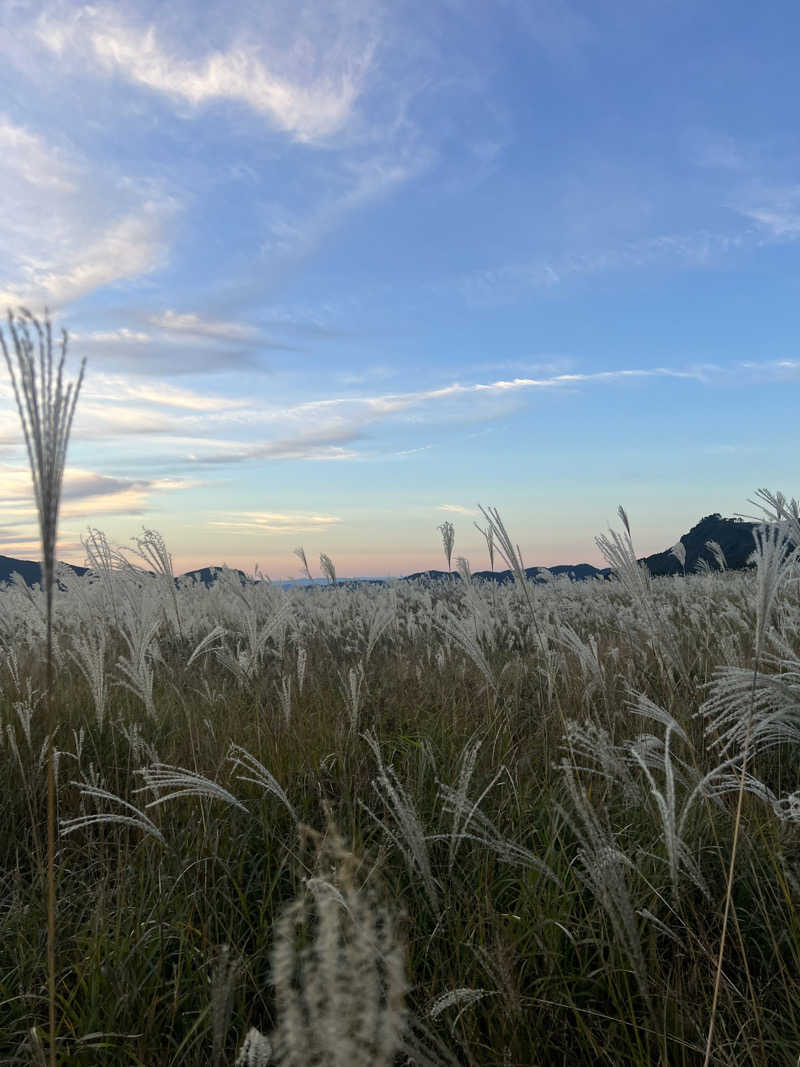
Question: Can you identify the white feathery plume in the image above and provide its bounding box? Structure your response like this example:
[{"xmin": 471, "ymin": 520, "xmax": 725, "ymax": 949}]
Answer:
[
  {"xmin": 186, "ymin": 624, "xmax": 227, "ymax": 668},
  {"xmin": 595, "ymin": 506, "xmax": 651, "ymax": 602},
  {"xmin": 269, "ymin": 842, "xmax": 407, "ymax": 1066},
  {"xmin": 60, "ymin": 783, "xmax": 165, "ymax": 845},
  {"xmin": 128, "ymin": 527, "xmax": 183, "ymax": 639},
  {"xmin": 705, "ymin": 539, "xmax": 727, "ymax": 572},
  {"xmin": 428, "ymin": 988, "xmax": 498, "ymax": 1034},
  {"xmin": 669, "ymin": 540, "xmax": 686, "ymax": 572},
  {"xmin": 360, "ymin": 731, "xmax": 440, "ymax": 913},
  {"xmin": 69, "ymin": 623, "xmax": 108, "ymax": 728},
  {"xmin": 235, "ymin": 1028, "xmax": 272, "ymax": 1066},
  {"xmin": 319, "ymin": 552, "xmax": 337, "ymax": 586},
  {"xmin": 437, "ymin": 520, "xmax": 455, "ymax": 572},
  {"xmin": 436, "ymin": 612, "xmax": 496, "ymax": 693},
  {"xmin": 228, "ymin": 743, "xmax": 296, "ymax": 821},
  {"xmin": 134, "ymin": 763, "xmax": 249, "ymax": 813}
]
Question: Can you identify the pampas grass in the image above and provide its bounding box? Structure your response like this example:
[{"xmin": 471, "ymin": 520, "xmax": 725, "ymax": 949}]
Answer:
[
  {"xmin": 1, "ymin": 484, "xmax": 800, "ymax": 1063},
  {"xmin": 1, "ymin": 307, "xmax": 84, "ymax": 1067}
]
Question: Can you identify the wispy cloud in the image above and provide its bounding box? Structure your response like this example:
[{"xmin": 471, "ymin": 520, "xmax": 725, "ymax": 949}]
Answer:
[
  {"xmin": 175, "ymin": 363, "xmax": 714, "ymax": 466},
  {"xmin": 438, "ymin": 504, "xmax": 475, "ymax": 515},
  {"xmin": 72, "ymin": 328, "xmax": 151, "ymax": 344},
  {"xmin": 192, "ymin": 424, "xmax": 362, "ymax": 464},
  {"xmin": 257, "ymin": 146, "xmax": 432, "ymax": 267},
  {"xmin": 0, "ymin": 202, "xmax": 176, "ymax": 308},
  {"xmin": 458, "ymin": 226, "xmax": 762, "ymax": 303},
  {"xmin": 85, "ymin": 375, "xmax": 250, "ymax": 412},
  {"xmin": 0, "ymin": 115, "xmax": 79, "ymax": 192},
  {"xmin": 147, "ymin": 309, "xmax": 263, "ymax": 342},
  {"xmin": 35, "ymin": 3, "xmax": 378, "ymax": 143},
  {"xmin": 210, "ymin": 510, "xmax": 342, "ymax": 534},
  {"xmin": 0, "ymin": 114, "xmax": 178, "ymax": 309},
  {"xmin": 736, "ymin": 185, "xmax": 800, "ymax": 238},
  {"xmin": 0, "ymin": 466, "xmax": 192, "ymax": 535},
  {"xmin": 4, "ymin": 351, "xmax": 786, "ymax": 478}
]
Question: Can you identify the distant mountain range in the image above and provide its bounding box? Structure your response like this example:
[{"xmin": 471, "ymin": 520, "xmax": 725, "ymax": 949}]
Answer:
[
  {"xmin": 0, "ymin": 514, "xmax": 761, "ymax": 591},
  {"xmin": 406, "ymin": 513, "xmax": 761, "ymax": 584}
]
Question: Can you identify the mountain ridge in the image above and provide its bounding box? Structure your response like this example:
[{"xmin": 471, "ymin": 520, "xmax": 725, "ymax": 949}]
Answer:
[{"xmin": 0, "ymin": 514, "xmax": 760, "ymax": 590}]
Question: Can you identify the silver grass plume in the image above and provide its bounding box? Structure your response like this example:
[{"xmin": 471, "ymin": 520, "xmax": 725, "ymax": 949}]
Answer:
[
  {"xmin": 294, "ymin": 545, "xmax": 313, "ymax": 583},
  {"xmin": 669, "ymin": 540, "xmax": 686, "ymax": 573},
  {"xmin": 476, "ymin": 505, "xmax": 548, "ymax": 656},
  {"xmin": 698, "ymin": 661, "xmax": 800, "ymax": 760},
  {"xmin": 60, "ymin": 783, "xmax": 166, "ymax": 845},
  {"xmin": 228, "ymin": 743, "xmax": 297, "ymax": 821},
  {"xmin": 626, "ymin": 719, "xmax": 709, "ymax": 900},
  {"xmin": 474, "ymin": 520, "xmax": 495, "ymax": 573},
  {"xmin": 362, "ymin": 602, "xmax": 394, "ymax": 665},
  {"xmin": 269, "ymin": 828, "xmax": 407, "ymax": 1067},
  {"xmin": 134, "ymin": 763, "xmax": 249, "ymax": 813},
  {"xmin": 428, "ymin": 988, "xmax": 498, "ymax": 1034},
  {"xmin": 338, "ymin": 661, "xmax": 366, "ymax": 732},
  {"xmin": 360, "ymin": 731, "xmax": 441, "ymax": 913},
  {"xmin": 436, "ymin": 611, "xmax": 496, "ymax": 693},
  {"xmin": 455, "ymin": 556, "xmax": 472, "ymax": 584},
  {"xmin": 235, "ymin": 1028, "xmax": 272, "ymax": 1066},
  {"xmin": 129, "ymin": 527, "xmax": 183, "ymax": 639},
  {"xmin": 1, "ymin": 307, "xmax": 85, "ymax": 1067},
  {"xmin": 595, "ymin": 506, "xmax": 651, "ymax": 602},
  {"xmin": 704, "ymin": 498, "xmax": 798, "ymax": 1065},
  {"xmin": 705, "ymin": 539, "xmax": 727, "ymax": 572},
  {"xmin": 320, "ymin": 552, "xmax": 337, "ymax": 585},
  {"xmin": 0, "ymin": 309, "xmax": 85, "ymax": 642},
  {"xmin": 749, "ymin": 487, "xmax": 800, "ymax": 548},
  {"xmin": 751, "ymin": 521, "xmax": 797, "ymax": 657},
  {"xmin": 434, "ymin": 757, "xmax": 560, "ymax": 884},
  {"xmin": 437, "ymin": 520, "xmax": 455, "ymax": 572},
  {"xmin": 69, "ymin": 622, "xmax": 108, "ymax": 727},
  {"xmin": 558, "ymin": 761, "xmax": 648, "ymax": 1002},
  {"xmin": 81, "ymin": 526, "xmax": 123, "ymax": 625}
]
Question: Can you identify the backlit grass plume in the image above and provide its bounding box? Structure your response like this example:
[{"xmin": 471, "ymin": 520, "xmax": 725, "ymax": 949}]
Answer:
[
  {"xmin": 1, "ymin": 307, "xmax": 85, "ymax": 1067},
  {"xmin": 267, "ymin": 826, "xmax": 408, "ymax": 1067},
  {"xmin": 1, "ymin": 309, "xmax": 85, "ymax": 639},
  {"xmin": 437, "ymin": 520, "xmax": 455, "ymax": 573}
]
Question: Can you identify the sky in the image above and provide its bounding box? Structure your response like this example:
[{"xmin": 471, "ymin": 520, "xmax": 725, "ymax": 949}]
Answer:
[{"xmin": 0, "ymin": 0, "xmax": 798, "ymax": 579}]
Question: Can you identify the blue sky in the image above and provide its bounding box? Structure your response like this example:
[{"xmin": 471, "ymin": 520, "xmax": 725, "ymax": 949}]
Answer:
[{"xmin": 0, "ymin": 0, "xmax": 798, "ymax": 578}]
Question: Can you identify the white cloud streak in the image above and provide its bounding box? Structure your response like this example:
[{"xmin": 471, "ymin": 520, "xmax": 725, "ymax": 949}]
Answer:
[
  {"xmin": 3, "ymin": 350, "xmax": 791, "ymax": 475},
  {"xmin": 0, "ymin": 114, "xmax": 178, "ymax": 309},
  {"xmin": 35, "ymin": 3, "xmax": 378, "ymax": 143},
  {"xmin": 148, "ymin": 309, "xmax": 263, "ymax": 342},
  {"xmin": 438, "ymin": 504, "xmax": 475, "ymax": 515},
  {"xmin": 0, "ymin": 466, "xmax": 192, "ymax": 538},
  {"xmin": 210, "ymin": 510, "xmax": 342, "ymax": 535}
]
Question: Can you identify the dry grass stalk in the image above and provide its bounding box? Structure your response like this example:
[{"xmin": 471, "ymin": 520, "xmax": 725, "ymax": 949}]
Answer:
[{"xmin": 1, "ymin": 308, "xmax": 85, "ymax": 1067}]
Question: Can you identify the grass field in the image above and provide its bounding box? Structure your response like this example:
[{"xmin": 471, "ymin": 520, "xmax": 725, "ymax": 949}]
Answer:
[{"xmin": 1, "ymin": 511, "xmax": 799, "ymax": 1065}]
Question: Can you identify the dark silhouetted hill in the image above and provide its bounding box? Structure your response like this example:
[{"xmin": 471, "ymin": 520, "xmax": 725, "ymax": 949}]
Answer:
[
  {"xmin": 404, "ymin": 515, "xmax": 761, "ymax": 584},
  {"xmin": 179, "ymin": 566, "xmax": 250, "ymax": 587},
  {"xmin": 0, "ymin": 555, "xmax": 87, "ymax": 588},
  {"xmin": 643, "ymin": 514, "xmax": 758, "ymax": 576},
  {"xmin": 403, "ymin": 563, "xmax": 608, "ymax": 584}
]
